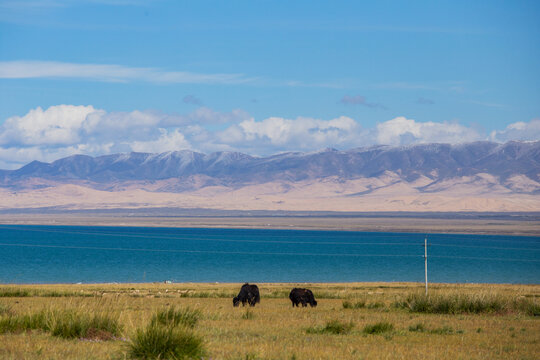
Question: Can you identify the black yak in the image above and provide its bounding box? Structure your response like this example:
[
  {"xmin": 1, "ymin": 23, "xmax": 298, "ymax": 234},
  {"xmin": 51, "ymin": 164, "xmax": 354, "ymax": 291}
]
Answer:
[
  {"xmin": 289, "ymin": 288, "xmax": 317, "ymax": 307},
  {"xmin": 233, "ymin": 283, "xmax": 260, "ymax": 307}
]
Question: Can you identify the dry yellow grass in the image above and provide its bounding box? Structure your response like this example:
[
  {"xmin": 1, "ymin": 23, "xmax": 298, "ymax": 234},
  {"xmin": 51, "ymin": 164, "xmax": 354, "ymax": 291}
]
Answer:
[{"xmin": 0, "ymin": 282, "xmax": 539, "ymax": 359}]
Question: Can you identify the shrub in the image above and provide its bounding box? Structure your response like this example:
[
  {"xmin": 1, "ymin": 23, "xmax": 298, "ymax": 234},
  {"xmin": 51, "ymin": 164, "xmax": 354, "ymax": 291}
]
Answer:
[
  {"xmin": 128, "ymin": 324, "xmax": 205, "ymax": 360},
  {"xmin": 306, "ymin": 319, "xmax": 354, "ymax": 335},
  {"xmin": 151, "ymin": 307, "xmax": 201, "ymax": 329},
  {"xmin": 363, "ymin": 322, "xmax": 394, "ymax": 335}
]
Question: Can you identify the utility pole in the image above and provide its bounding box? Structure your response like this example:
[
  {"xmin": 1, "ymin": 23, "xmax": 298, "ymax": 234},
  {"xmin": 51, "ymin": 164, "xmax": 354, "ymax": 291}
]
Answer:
[{"xmin": 424, "ymin": 236, "xmax": 428, "ymax": 295}]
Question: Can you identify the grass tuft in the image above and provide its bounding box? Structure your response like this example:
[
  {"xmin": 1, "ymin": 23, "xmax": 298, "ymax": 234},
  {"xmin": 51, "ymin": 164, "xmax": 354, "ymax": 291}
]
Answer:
[
  {"xmin": 429, "ymin": 326, "xmax": 454, "ymax": 335},
  {"xmin": 513, "ymin": 298, "xmax": 540, "ymax": 316},
  {"xmin": 342, "ymin": 300, "xmax": 366, "ymax": 309},
  {"xmin": 0, "ymin": 309, "xmax": 121, "ymax": 340},
  {"xmin": 408, "ymin": 323, "xmax": 426, "ymax": 332},
  {"xmin": 407, "ymin": 323, "xmax": 458, "ymax": 335},
  {"xmin": 127, "ymin": 324, "xmax": 205, "ymax": 360},
  {"xmin": 0, "ymin": 288, "xmax": 30, "ymax": 297},
  {"xmin": 306, "ymin": 319, "xmax": 354, "ymax": 335},
  {"xmin": 363, "ymin": 321, "xmax": 394, "ymax": 335},
  {"xmin": 367, "ymin": 302, "xmax": 385, "ymax": 309},
  {"xmin": 150, "ymin": 306, "xmax": 201, "ymax": 329},
  {"xmin": 0, "ymin": 303, "xmax": 12, "ymax": 315},
  {"xmin": 0, "ymin": 310, "xmax": 48, "ymax": 334},
  {"xmin": 241, "ymin": 309, "xmax": 254, "ymax": 320},
  {"xmin": 394, "ymin": 292, "xmax": 528, "ymax": 314},
  {"xmin": 48, "ymin": 310, "xmax": 121, "ymax": 339}
]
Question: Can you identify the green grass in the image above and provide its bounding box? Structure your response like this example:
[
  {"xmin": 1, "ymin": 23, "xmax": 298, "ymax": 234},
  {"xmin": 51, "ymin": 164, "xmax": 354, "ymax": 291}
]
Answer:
[
  {"xmin": 150, "ymin": 307, "xmax": 201, "ymax": 329},
  {"xmin": 48, "ymin": 310, "xmax": 122, "ymax": 339},
  {"xmin": 0, "ymin": 309, "xmax": 121, "ymax": 340},
  {"xmin": 127, "ymin": 306, "xmax": 206, "ymax": 359},
  {"xmin": 0, "ymin": 310, "xmax": 48, "ymax": 333},
  {"xmin": 127, "ymin": 324, "xmax": 205, "ymax": 360},
  {"xmin": 362, "ymin": 322, "xmax": 394, "ymax": 335},
  {"xmin": 395, "ymin": 292, "xmax": 538, "ymax": 315},
  {"xmin": 241, "ymin": 309, "xmax": 255, "ymax": 320},
  {"xmin": 306, "ymin": 320, "xmax": 354, "ymax": 335},
  {"xmin": 429, "ymin": 326, "xmax": 455, "ymax": 335},
  {"xmin": 408, "ymin": 323, "xmax": 426, "ymax": 332},
  {"xmin": 0, "ymin": 288, "xmax": 30, "ymax": 297},
  {"xmin": 0, "ymin": 304, "xmax": 12, "ymax": 315},
  {"xmin": 342, "ymin": 300, "xmax": 366, "ymax": 309},
  {"xmin": 513, "ymin": 298, "xmax": 540, "ymax": 316},
  {"xmin": 367, "ymin": 302, "xmax": 385, "ymax": 309},
  {"xmin": 408, "ymin": 323, "xmax": 459, "ymax": 335},
  {"xmin": 0, "ymin": 288, "xmax": 95, "ymax": 298}
]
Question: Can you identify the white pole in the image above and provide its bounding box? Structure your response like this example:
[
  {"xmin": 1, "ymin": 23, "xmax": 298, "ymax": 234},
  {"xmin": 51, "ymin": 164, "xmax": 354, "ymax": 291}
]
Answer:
[{"xmin": 424, "ymin": 236, "xmax": 428, "ymax": 296}]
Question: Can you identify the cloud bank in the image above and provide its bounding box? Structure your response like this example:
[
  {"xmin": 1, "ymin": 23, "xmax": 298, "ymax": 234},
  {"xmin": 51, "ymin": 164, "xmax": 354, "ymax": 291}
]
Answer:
[
  {"xmin": 489, "ymin": 119, "xmax": 540, "ymax": 142},
  {"xmin": 0, "ymin": 104, "xmax": 537, "ymax": 169}
]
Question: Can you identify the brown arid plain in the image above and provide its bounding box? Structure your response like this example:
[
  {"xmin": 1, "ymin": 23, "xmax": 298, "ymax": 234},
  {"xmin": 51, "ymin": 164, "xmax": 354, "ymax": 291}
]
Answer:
[{"xmin": 0, "ymin": 282, "xmax": 539, "ymax": 360}]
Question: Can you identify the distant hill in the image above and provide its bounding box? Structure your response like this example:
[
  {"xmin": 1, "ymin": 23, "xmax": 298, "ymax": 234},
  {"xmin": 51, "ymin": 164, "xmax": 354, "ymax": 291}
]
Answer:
[{"xmin": 1, "ymin": 141, "xmax": 539, "ymax": 212}]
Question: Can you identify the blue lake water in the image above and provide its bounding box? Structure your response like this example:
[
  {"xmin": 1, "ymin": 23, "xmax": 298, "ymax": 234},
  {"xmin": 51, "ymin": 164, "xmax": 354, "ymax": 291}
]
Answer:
[{"xmin": 0, "ymin": 225, "xmax": 538, "ymax": 284}]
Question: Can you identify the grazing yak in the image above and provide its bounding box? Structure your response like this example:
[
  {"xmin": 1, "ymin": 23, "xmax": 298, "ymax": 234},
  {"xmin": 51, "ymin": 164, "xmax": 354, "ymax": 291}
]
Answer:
[
  {"xmin": 289, "ymin": 288, "xmax": 317, "ymax": 307},
  {"xmin": 233, "ymin": 283, "xmax": 260, "ymax": 307}
]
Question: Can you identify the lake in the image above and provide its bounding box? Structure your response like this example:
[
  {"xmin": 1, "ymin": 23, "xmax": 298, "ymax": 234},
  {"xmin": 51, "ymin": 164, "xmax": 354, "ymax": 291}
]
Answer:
[{"xmin": 0, "ymin": 225, "xmax": 538, "ymax": 284}]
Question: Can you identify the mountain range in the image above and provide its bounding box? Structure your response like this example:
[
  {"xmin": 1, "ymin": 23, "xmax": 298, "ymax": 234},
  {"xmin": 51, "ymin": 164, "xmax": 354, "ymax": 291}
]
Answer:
[{"xmin": 1, "ymin": 141, "xmax": 539, "ymax": 212}]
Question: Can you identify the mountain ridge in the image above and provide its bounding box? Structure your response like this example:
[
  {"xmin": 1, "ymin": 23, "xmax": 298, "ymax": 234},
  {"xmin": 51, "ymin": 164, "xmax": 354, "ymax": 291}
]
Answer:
[
  {"xmin": 0, "ymin": 141, "xmax": 539, "ymax": 212},
  {"xmin": 2, "ymin": 140, "xmax": 539, "ymax": 189}
]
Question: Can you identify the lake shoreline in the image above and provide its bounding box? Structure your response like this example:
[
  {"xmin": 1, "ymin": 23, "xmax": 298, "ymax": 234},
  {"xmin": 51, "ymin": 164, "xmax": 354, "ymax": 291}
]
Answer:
[{"xmin": 1, "ymin": 213, "xmax": 540, "ymax": 236}]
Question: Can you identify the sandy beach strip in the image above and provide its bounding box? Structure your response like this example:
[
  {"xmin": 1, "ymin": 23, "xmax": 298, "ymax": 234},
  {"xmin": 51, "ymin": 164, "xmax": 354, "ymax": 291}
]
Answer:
[{"xmin": 0, "ymin": 213, "xmax": 539, "ymax": 236}]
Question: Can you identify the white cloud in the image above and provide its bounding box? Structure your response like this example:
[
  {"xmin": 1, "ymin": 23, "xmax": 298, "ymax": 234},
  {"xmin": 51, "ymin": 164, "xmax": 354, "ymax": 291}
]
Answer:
[
  {"xmin": 489, "ymin": 119, "xmax": 540, "ymax": 142},
  {"xmin": 0, "ymin": 105, "xmax": 96, "ymax": 146},
  {"xmin": 0, "ymin": 143, "xmax": 96, "ymax": 170},
  {"xmin": 0, "ymin": 61, "xmax": 253, "ymax": 85},
  {"xmin": 0, "ymin": 104, "xmax": 537, "ymax": 170},
  {"xmin": 219, "ymin": 116, "xmax": 363, "ymax": 153},
  {"xmin": 0, "ymin": 105, "xmax": 188, "ymax": 168},
  {"xmin": 81, "ymin": 109, "xmax": 163, "ymax": 144},
  {"xmin": 129, "ymin": 129, "xmax": 191, "ymax": 153},
  {"xmin": 376, "ymin": 117, "xmax": 481, "ymax": 145}
]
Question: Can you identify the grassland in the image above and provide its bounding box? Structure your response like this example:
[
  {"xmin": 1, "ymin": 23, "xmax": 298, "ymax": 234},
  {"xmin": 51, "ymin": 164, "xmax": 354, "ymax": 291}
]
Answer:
[{"xmin": 0, "ymin": 282, "xmax": 538, "ymax": 359}]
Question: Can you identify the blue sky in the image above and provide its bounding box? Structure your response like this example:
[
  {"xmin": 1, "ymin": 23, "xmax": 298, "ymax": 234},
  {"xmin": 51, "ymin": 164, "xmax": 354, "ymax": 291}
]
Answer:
[{"xmin": 0, "ymin": 0, "xmax": 539, "ymax": 169}]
